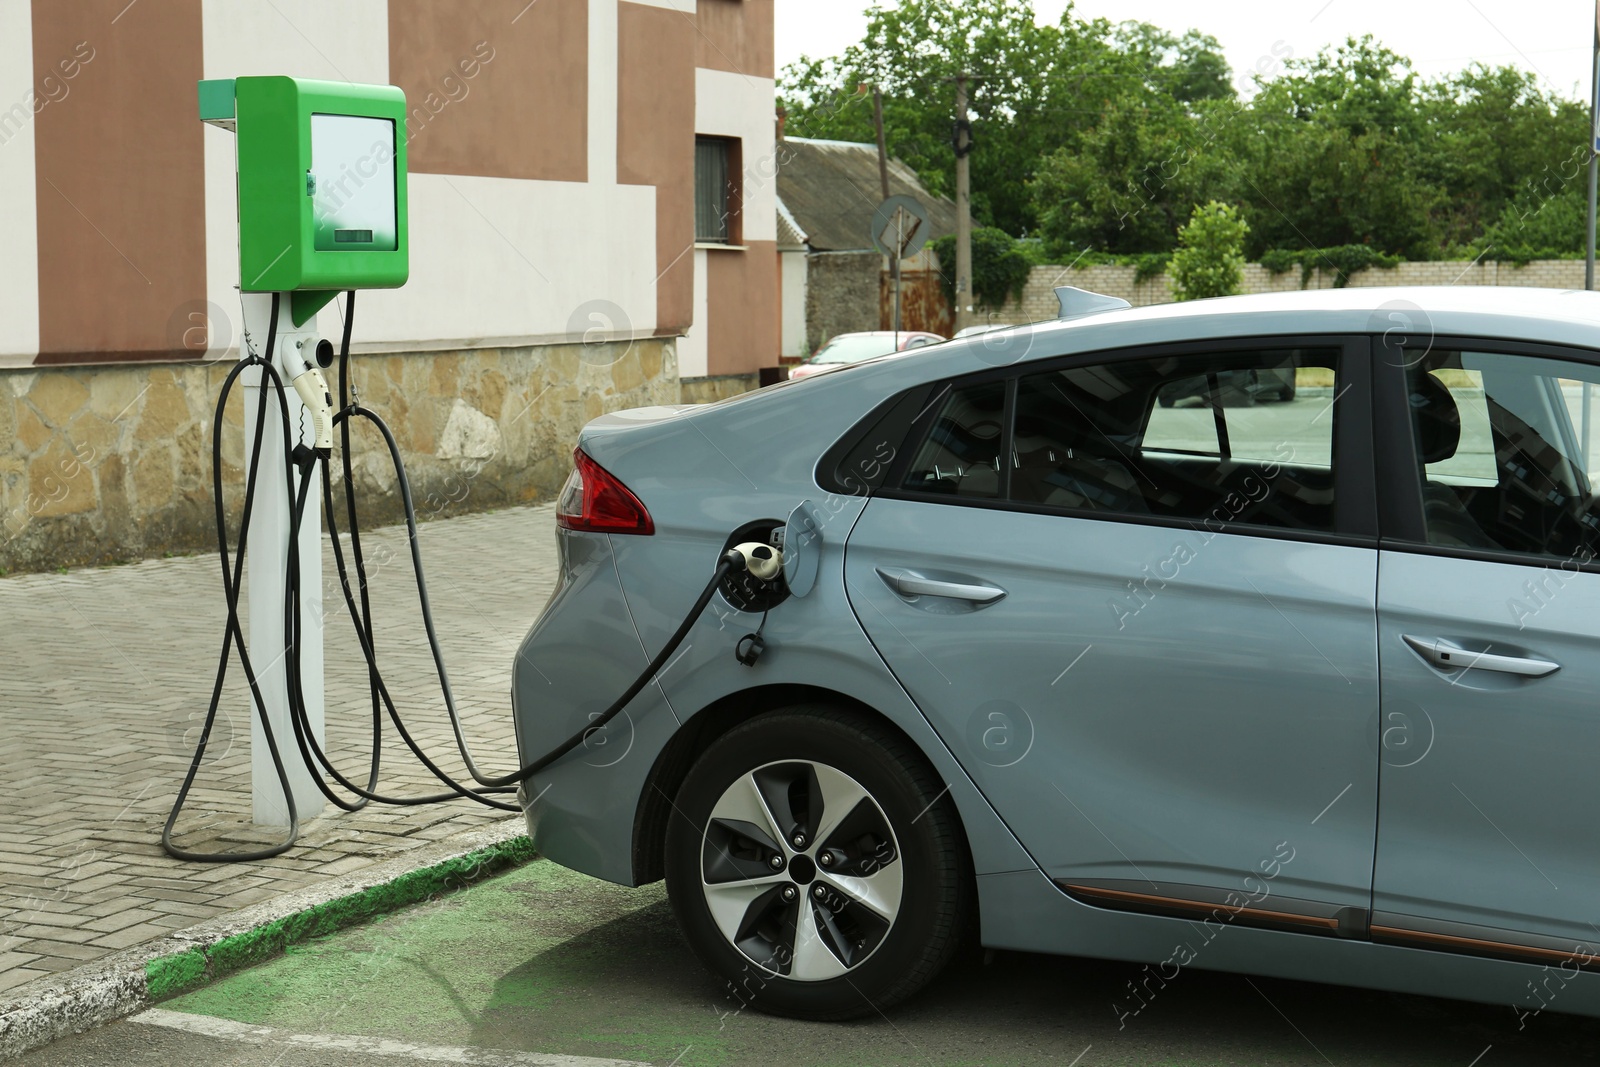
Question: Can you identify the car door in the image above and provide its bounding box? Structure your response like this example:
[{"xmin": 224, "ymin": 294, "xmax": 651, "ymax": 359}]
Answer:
[
  {"xmin": 845, "ymin": 338, "xmax": 1382, "ymax": 931},
  {"xmin": 1372, "ymin": 340, "xmax": 1600, "ymax": 965}
]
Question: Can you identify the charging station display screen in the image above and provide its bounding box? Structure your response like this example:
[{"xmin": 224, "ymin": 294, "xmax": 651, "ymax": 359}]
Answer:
[{"xmin": 309, "ymin": 114, "xmax": 397, "ymax": 252}]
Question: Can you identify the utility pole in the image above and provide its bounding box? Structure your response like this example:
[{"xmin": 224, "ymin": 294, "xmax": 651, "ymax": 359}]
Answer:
[
  {"xmin": 873, "ymin": 87, "xmax": 891, "ymax": 201},
  {"xmin": 874, "ymin": 86, "xmax": 900, "ymax": 341},
  {"xmin": 953, "ymin": 73, "xmax": 974, "ymax": 333},
  {"xmin": 1588, "ymin": 1, "xmax": 1598, "ymax": 291}
]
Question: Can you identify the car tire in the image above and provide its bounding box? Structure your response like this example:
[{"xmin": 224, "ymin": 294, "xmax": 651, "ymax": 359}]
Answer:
[{"xmin": 664, "ymin": 706, "xmax": 969, "ymax": 1021}]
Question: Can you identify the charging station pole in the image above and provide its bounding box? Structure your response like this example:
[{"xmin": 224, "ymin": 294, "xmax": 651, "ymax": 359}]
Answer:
[
  {"xmin": 199, "ymin": 75, "xmax": 409, "ymax": 831},
  {"xmin": 239, "ymin": 293, "xmax": 327, "ymax": 826}
]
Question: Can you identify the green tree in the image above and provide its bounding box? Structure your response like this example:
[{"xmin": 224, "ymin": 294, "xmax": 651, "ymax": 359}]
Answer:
[
  {"xmin": 1475, "ymin": 182, "xmax": 1589, "ymax": 262},
  {"xmin": 779, "ymin": 0, "xmax": 1064, "ymax": 237},
  {"xmin": 1110, "ymin": 22, "xmax": 1233, "ymax": 104},
  {"xmin": 1229, "ymin": 37, "xmax": 1440, "ymax": 259},
  {"xmin": 1420, "ymin": 64, "xmax": 1589, "ymax": 251},
  {"xmin": 779, "ymin": 1, "xmax": 1232, "ymax": 238},
  {"xmin": 1029, "ymin": 92, "xmax": 1238, "ymax": 256},
  {"xmin": 789, "ymin": 10, "xmax": 1590, "ymax": 263},
  {"xmin": 931, "ymin": 227, "xmax": 1033, "ymax": 309},
  {"xmin": 1169, "ymin": 201, "xmax": 1248, "ymax": 300}
]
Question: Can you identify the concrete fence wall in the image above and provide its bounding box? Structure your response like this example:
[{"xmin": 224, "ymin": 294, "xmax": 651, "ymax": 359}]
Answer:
[
  {"xmin": 996, "ymin": 258, "xmax": 1589, "ymax": 323},
  {"xmin": 0, "ymin": 340, "xmax": 678, "ymax": 575}
]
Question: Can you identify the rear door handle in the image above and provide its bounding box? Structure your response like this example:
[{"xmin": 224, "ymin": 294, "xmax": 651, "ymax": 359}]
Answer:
[
  {"xmin": 876, "ymin": 567, "xmax": 1007, "ymax": 604},
  {"xmin": 1401, "ymin": 635, "xmax": 1560, "ymax": 678}
]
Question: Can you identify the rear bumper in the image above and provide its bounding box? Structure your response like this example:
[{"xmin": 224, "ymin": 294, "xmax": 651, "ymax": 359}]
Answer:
[
  {"xmin": 515, "ymin": 680, "xmax": 678, "ymax": 887},
  {"xmin": 509, "ymin": 528, "xmax": 679, "ymax": 886}
]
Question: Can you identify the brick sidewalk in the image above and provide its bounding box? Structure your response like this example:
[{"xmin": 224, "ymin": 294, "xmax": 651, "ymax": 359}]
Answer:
[{"xmin": 0, "ymin": 504, "xmax": 560, "ymax": 995}]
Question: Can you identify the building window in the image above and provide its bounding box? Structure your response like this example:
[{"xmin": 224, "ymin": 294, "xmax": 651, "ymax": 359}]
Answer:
[{"xmin": 695, "ymin": 136, "xmax": 739, "ymax": 244}]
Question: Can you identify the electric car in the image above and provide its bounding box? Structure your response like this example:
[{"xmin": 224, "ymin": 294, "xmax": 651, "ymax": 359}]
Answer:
[{"xmin": 513, "ymin": 285, "xmax": 1600, "ymax": 1022}]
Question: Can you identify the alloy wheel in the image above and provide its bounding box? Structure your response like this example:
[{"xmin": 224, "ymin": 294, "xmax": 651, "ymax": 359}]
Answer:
[{"xmin": 699, "ymin": 759, "xmax": 903, "ymax": 981}]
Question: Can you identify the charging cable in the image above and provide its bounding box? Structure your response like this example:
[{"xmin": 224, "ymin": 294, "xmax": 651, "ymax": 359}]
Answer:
[{"xmin": 163, "ymin": 298, "xmax": 782, "ymax": 860}]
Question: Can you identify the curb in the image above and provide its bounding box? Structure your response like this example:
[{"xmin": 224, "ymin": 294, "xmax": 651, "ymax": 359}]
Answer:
[{"xmin": 0, "ymin": 818, "xmax": 532, "ymax": 1062}]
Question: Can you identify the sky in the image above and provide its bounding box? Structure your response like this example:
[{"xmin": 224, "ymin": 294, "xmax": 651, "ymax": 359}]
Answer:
[{"xmin": 773, "ymin": 0, "xmax": 1597, "ymax": 103}]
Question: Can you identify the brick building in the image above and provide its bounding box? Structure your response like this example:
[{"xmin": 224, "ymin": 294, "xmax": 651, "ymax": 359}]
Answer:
[{"xmin": 0, "ymin": 0, "xmax": 778, "ymax": 572}]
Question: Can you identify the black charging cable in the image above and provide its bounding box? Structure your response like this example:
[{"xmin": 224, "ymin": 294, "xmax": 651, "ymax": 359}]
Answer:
[
  {"xmin": 165, "ymin": 290, "xmax": 755, "ymax": 858},
  {"xmin": 163, "ymin": 294, "xmax": 307, "ymax": 861}
]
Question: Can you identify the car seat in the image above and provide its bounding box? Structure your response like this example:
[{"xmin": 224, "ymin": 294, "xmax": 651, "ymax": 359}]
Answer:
[{"xmin": 1411, "ymin": 373, "xmax": 1493, "ymax": 548}]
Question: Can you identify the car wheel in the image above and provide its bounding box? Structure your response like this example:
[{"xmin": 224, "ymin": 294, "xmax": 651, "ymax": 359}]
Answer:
[{"xmin": 664, "ymin": 707, "xmax": 969, "ymax": 1020}]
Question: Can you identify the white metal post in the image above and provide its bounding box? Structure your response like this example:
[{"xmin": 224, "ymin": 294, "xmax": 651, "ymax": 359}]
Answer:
[{"xmin": 240, "ymin": 292, "xmax": 326, "ymax": 827}]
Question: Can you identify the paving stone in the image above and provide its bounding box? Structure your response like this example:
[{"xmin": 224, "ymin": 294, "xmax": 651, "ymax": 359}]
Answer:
[
  {"xmin": 88, "ymin": 922, "xmax": 174, "ymax": 950},
  {"xmin": 0, "ymin": 968, "xmax": 49, "ymax": 993},
  {"xmin": 0, "ymin": 505, "xmax": 551, "ymax": 997},
  {"xmin": 10, "ymin": 939, "xmax": 105, "ymax": 961}
]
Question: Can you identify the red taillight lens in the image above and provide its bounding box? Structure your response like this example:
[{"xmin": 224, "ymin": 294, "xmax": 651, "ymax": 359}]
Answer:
[{"xmin": 556, "ymin": 448, "xmax": 654, "ymax": 534}]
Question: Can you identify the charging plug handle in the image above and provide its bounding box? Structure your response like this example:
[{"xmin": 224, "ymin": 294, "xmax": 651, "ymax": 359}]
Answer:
[
  {"xmin": 286, "ymin": 360, "xmax": 335, "ymax": 452},
  {"xmin": 725, "ymin": 541, "xmax": 784, "ymax": 582}
]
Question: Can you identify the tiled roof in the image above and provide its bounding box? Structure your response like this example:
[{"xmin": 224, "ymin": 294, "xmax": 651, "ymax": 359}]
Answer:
[{"xmin": 776, "ymin": 136, "xmax": 957, "ymax": 252}]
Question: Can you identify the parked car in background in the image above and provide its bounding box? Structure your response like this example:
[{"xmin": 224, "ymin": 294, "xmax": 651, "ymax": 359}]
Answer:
[{"xmin": 788, "ymin": 330, "xmax": 945, "ymax": 380}]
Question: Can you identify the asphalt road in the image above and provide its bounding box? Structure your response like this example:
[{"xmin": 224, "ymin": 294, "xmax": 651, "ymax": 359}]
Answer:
[{"xmin": 20, "ymin": 859, "xmax": 1600, "ymax": 1067}]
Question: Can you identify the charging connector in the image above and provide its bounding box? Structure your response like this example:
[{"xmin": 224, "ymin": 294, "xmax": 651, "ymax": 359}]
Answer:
[
  {"xmin": 725, "ymin": 541, "xmax": 784, "ymax": 581},
  {"xmin": 284, "ymin": 342, "xmax": 335, "ymax": 453}
]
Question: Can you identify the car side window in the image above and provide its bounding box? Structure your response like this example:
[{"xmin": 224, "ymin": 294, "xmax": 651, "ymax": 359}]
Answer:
[
  {"xmin": 1403, "ymin": 350, "xmax": 1600, "ymax": 560},
  {"xmin": 1011, "ymin": 347, "xmax": 1339, "ymax": 531},
  {"xmin": 901, "ymin": 380, "xmax": 1007, "ymax": 498}
]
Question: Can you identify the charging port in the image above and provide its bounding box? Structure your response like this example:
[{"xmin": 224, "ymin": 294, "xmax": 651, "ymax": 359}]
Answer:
[{"xmin": 718, "ymin": 520, "xmax": 790, "ymax": 613}]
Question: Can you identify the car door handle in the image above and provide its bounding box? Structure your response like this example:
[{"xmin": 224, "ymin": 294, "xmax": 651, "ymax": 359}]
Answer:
[
  {"xmin": 1401, "ymin": 635, "xmax": 1560, "ymax": 678},
  {"xmin": 876, "ymin": 567, "xmax": 1007, "ymax": 604}
]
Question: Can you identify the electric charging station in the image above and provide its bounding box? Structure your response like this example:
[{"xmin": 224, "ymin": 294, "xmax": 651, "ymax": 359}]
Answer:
[
  {"xmin": 198, "ymin": 76, "xmax": 409, "ymax": 829},
  {"xmin": 170, "ymin": 76, "xmax": 788, "ymax": 863}
]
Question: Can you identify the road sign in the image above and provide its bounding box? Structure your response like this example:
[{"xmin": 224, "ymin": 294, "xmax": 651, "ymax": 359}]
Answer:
[{"xmin": 870, "ymin": 194, "xmax": 929, "ymax": 259}]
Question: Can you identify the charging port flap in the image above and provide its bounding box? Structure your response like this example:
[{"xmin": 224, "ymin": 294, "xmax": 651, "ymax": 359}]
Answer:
[{"xmin": 782, "ymin": 500, "xmax": 822, "ymax": 598}]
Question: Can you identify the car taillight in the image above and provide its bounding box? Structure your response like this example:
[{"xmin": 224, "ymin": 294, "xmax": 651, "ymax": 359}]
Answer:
[{"xmin": 556, "ymin": 447, "xmax": 654, "ymax": 534}]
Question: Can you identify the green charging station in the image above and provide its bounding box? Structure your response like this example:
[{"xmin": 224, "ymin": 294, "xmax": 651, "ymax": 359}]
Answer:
[
  {"xmin": 199, "ymin": 76, "xmax": 409, "ymax": 324},
  {"xmin": 187, "ymin": 74, "xmax": 413, "ymax": 833}
]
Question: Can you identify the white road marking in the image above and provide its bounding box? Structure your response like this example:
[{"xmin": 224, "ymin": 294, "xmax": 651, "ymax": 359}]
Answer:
[{"xmin": 128, "ymin": 1008, "xmax": 652, "ymax": 1066}]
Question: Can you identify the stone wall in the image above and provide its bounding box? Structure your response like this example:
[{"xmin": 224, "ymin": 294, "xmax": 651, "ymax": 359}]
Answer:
[
  {"xmin": 0, "ymin": 339, "xmax": 678, "ymax": 575},
  {"xmin": 998, "ymin": 259, "xmax": 1590, "ymax": 322},
  {"xmin": 804, "ymin": 251, "xmax": 881, "ymax": 355},
  {"xmin": 681, "ymin": 373, "xmax": 760, "ymax": 405}
]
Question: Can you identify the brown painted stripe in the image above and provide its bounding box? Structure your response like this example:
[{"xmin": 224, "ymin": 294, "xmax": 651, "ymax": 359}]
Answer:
[
  {"xmin": 33, "ymin": 0, "xmax": 206, "ymax": 365},
  {"xmin": 1064, "ymin": 883, "xmax": 1342, "ymax": 932},
  {"xmin": 389, "ymin": 0, "xmax": 587, "ymax": 182},
  {"xmin": 619, "ymin": 1, "xmax": 694, "ymax": 337},
  {"xmin": 1371, "ymin": 923, "xmax": 1600, "ymax": 968},
  {"xmin": 693, "ymin": 0, "xmax": 773, "ymax": 80},
  {"xmin": 705, "ymin": 240, "xmax": 777, "ymax": 376}
]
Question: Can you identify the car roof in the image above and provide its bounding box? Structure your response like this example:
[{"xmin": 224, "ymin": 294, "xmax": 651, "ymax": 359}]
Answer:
[
  {"xmin": 1041, "ymin": 285, "xmax": 1600, "ymax": 338},
  {"xmin": 827, "ymin": 285, "xmax": 1600, "ymax": 388}
]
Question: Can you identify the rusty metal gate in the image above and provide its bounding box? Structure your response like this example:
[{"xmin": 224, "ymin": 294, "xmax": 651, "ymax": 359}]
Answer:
[{"xmin": 881, "ymin": 269, "xmax": 954, "ymax": 338}]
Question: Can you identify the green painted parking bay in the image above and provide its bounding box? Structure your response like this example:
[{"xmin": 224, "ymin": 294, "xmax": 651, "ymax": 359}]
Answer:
[
  {"xmin": 164, "ymin": 861, "xmax": 718, "ymax": 1065},
  {"xmin": 156, "ymin": 859, "xmax": 1600, "ymax": 1067}
]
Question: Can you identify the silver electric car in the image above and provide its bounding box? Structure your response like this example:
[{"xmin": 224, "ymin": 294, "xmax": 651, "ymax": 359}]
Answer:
[{"xmin": 513, "ymin": 285, "xmax": 1600, "ymax": 1021}]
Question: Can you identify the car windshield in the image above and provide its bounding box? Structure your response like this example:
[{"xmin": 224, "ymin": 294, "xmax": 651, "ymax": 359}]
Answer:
[{"xmin": 811, "ymin": 336, "xmax": 899, "ymax": 365}]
